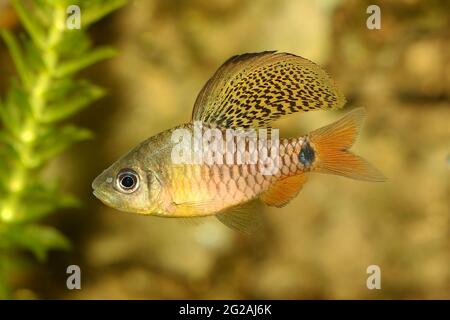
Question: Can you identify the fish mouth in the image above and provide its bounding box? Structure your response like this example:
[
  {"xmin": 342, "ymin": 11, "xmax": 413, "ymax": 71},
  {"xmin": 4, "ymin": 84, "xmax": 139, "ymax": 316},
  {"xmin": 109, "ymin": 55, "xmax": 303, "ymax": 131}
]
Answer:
[
  {"xmin": 91, "ymin": 177, "xmax": 102, "ymax": 200},
  {"xmin": 92, "ymin": 176, "xmax": 113, "ymax": 206},
  {"xmin": 92, "ymin": 188, "xmax": 102, "ymax": 200},
  {"xmin": 92, "ymin": 188, "xmax": 115, "ymax": 207},
  {"xmin": 91, "ymin": 174, "xmax": 103, "ymax": 191}
]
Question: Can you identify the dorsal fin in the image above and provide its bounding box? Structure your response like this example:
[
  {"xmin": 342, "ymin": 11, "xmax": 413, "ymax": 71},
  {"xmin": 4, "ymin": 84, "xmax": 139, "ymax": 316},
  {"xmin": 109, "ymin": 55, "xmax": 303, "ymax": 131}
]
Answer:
[
  {"xmin": 192, "ymin": 51, "xmax": 346, "ymax": 128},
  {"xmin": 260, "ymin": 174, "xmax": 307, "ymax": 207}
]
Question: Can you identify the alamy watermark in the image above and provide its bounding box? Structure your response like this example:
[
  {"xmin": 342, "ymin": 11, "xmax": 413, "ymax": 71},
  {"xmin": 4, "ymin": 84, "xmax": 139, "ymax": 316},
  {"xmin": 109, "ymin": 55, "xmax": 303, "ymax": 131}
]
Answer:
[
  {"xmin": 66, "ymin": 5, "xmax": 81, "ymax": 30},
  {"xmin": 171, "ymin": 122, "xmax": 282, "ymax": 175},
  {"xmin": 366, "ymin": 5, "xmax": 381, "ymax": 30},
  {"xmin": 66, "ymin": 264, "xmax": 81, "ymax": 290},
  {"xmin": 366, "ymin": 264, "xmax": 381, "ymax": 290}
]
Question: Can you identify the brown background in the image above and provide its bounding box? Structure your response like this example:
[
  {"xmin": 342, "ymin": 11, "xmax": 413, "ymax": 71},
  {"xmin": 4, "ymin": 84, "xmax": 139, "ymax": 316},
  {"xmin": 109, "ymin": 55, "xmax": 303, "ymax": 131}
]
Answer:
[{"xmin": 1, "ymin": 0, "xmax": 449, "ymax": 299}]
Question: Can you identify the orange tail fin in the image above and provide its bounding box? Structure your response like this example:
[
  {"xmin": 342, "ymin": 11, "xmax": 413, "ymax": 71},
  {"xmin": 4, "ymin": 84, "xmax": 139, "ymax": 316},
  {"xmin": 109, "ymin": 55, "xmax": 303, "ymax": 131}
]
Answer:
[{"xmin": 309, "ymin": 108, "xmax": 386, "ymax": 182}]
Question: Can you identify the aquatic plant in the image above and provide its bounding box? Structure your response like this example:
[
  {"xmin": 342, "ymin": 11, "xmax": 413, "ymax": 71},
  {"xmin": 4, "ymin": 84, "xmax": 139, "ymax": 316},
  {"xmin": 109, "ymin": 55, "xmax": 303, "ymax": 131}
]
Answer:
[{"xmin": 0, "ymin": 0, "xmax": 125, "ymax": 298}]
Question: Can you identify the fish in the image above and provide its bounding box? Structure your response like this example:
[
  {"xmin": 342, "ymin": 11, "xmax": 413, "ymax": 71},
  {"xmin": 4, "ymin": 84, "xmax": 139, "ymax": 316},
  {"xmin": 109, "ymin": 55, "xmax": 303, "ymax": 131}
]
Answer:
[{"xmin": 92, "ymin": 51, "xmax": 385, "ymax": 234}]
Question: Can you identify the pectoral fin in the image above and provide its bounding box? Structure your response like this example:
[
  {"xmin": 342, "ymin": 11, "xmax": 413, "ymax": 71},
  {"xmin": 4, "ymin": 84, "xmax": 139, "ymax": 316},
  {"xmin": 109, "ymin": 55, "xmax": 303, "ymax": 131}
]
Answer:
[{"xmin": 173, "ymin": 199, "xmax": 217, "ymax": 216}]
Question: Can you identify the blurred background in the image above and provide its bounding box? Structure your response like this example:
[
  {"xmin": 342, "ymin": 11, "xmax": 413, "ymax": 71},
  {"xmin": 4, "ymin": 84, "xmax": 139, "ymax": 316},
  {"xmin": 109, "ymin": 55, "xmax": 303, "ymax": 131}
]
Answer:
[{"xmin": 0, "ymin": 0, "xmax": 449, "ymax": 299}]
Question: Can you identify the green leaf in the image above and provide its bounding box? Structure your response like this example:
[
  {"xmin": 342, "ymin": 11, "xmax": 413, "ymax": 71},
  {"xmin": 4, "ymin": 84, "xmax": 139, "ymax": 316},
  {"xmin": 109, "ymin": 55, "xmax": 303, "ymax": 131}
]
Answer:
[
  {"xmin": 81, "ymin": 0, "xmax": 127, "ymax": 27},
  {"xmin": 22, "ymin": 34, "xmax": 45, "ymax": 76},
  {"xmin": 43, "ymin": 83, "xmax": 105, "ymax": 123},
  {"xmin": 0, "ymin": 98, "xmax": 7, "ymax": 131},
  {"xmin": 4, "ymin": 224, "xmax": 71, "ymax": 262},
  {"xmin": 2, "ymin": 85, "xmax": 31, "ymax": 137},
  {"xmin": 15, "ymin": 185, "xmax": 81, "ymax": 222},
  {"xmin": 0, "ymin": 141, "xmax": 21, "ymax": 170},
  {"xmin": 0, "ymin": 96, "xmax": 16, "ymax": 135},
  {"xmin": 56, "ymin": 28, "xmax": 90, "ymax": 57},
  {"xmin": 55, "ymin": 47, "xmax": 117, "ymax": 77},
  {"xmin": 0, "ymin": 131, "xmax": 19, "ymax": 151},
  {"xmin": 33, "ymin": 0, "xmax": 53, "ymax": 27},
  {"xmin": 45, "ymin": 78, "xmax": 77, "ymax": 103},
  {"xmin": 10, "ymin": 0, "xmax": 45, "ymax": 49},
  {"xmin": 1, "ymin": 30, "xmax": 32, "ymax": 89},
  {"xmin": 36, "ymin": 125, "xmax": 93, "ymax": 163},
  {"xmin": 0, "ymin": 156, "xmax": 9, "ymax": 190}
]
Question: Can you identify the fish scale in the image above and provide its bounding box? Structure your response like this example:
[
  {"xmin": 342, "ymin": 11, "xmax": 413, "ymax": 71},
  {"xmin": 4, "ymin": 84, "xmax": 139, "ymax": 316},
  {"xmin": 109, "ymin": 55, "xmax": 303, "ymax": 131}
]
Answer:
[{"xmin": 166, "ymin": 126, "xmax": 308, "ymax": 215}]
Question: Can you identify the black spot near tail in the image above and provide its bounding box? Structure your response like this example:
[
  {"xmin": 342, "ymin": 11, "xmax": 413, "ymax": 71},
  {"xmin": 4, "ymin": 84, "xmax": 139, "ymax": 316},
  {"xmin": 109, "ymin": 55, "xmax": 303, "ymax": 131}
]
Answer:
[{"xmin": 299, "ymin": 141, "xmax": 315, "ymax": 167}]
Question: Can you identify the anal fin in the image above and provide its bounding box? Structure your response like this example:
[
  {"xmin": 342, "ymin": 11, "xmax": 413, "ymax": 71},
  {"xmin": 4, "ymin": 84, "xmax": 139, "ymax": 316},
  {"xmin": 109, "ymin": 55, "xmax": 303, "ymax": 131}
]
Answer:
[
  {"xmin": 260, "ymin": 174, "xmax": 307, "ymax": 207},
  {"xmin": 216, "ymin": 200, "xmax": 263, "ymax": 235}
]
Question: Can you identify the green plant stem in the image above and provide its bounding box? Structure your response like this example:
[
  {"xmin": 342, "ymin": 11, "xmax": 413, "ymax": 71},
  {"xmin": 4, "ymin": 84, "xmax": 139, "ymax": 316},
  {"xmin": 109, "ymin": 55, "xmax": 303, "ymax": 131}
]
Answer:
[
  {"xmin": 0, "ymin": 5, "xmax": 65, "ymax": 223},
  {"xmin": 0, "ymin": 0, "xmax": 126, "ymax": 299}
]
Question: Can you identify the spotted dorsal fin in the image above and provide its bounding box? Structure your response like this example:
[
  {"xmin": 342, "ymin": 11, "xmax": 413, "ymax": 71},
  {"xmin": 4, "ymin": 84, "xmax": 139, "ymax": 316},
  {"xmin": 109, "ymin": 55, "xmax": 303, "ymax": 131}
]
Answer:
[
  {"xmin": 192, "ymin": 51, "xmax": 346, "ymax": 128},
  {"xmin": 260, "ymin": 174, "xmax": 307, "ymax": 207}
]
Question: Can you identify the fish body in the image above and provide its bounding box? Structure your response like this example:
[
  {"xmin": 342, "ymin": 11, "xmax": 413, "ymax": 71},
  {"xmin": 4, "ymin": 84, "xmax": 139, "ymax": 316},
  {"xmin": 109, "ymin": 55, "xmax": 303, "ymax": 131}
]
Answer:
[
  {"xmin": 93, "ymin": 123, "xmax": 304, "ymax": 216},
  {"xmin": 92, "ymin": 51, "xmax": 385, "ymax": 233}
]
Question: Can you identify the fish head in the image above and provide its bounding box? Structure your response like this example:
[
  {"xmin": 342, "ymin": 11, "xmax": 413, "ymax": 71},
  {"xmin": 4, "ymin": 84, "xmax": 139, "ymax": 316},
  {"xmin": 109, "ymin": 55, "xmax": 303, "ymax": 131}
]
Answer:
[{"xmin": 92, "ymin": 146, "xmax": 168, "ymax": 215}]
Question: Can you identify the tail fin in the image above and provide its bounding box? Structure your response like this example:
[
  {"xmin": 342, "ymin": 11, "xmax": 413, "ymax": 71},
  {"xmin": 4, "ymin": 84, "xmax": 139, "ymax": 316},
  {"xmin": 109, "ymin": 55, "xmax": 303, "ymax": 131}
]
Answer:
[{"xmin": 309, "ymin": 108, "xmax": 386, "ymax": 182}]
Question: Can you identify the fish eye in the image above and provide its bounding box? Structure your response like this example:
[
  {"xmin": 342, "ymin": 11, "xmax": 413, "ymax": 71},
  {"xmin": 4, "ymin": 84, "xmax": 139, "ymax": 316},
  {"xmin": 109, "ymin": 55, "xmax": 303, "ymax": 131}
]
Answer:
[{"xmin": 116, "ymin": 169, "xmax": 139, "ymax": 193}]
